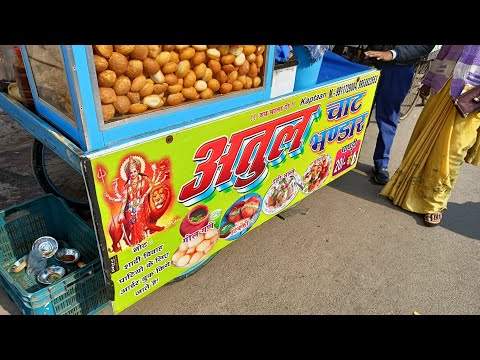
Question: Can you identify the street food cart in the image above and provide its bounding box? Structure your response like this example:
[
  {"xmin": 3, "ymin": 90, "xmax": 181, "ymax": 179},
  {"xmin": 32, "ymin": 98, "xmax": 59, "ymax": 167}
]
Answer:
[{"xmin": 0, "ymin": 45, "xmax": 379, "ymax": 314}]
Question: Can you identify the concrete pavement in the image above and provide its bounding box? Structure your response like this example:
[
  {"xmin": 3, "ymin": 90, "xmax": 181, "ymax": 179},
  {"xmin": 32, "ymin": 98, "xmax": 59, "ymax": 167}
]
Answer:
[{"xmin": 1, "ymin": 102, "xmax": 479, "ymax": 315}]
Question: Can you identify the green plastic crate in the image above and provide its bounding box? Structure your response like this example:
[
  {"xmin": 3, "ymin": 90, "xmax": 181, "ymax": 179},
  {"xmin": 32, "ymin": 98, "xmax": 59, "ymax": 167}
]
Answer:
[{"xmin": 0, "ymin": 194, "xmax": 109, "ymax": 315}]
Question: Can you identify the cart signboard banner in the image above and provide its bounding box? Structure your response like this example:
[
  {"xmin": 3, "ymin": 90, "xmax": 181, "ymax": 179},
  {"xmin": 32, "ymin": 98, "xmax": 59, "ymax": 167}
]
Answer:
[{"xmin": 88, "ymin": 70, "xmax": 380, "ymax": 314}]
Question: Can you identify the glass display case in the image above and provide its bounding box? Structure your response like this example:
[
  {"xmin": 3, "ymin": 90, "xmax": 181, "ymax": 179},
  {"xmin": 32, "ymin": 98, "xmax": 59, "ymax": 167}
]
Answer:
[
  {"xmin": 25, "ymin": 46, "xmax": 76, "ymax": 123},
  {"xmin": 21, "ymin": 45, "xmax": 274, "ymax": 151}
]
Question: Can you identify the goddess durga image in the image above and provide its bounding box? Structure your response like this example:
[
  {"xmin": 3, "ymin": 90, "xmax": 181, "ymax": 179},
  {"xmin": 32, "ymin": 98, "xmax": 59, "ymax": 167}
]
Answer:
[{"xmin": 100, "ymin": 155, "xmax": 172, "ymax": 253}]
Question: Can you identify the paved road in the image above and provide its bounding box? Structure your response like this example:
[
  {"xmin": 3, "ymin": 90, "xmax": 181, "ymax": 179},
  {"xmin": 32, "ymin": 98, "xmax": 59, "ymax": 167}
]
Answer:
[{"xmin": 1, "ymin": 102, "xmax": 479, "ymax": 315}]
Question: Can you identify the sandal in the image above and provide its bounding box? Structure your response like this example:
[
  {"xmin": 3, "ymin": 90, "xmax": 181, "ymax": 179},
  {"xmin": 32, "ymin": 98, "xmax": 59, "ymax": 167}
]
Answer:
[{"xmin": 424, "ymin": 212, "xmax": 442, "ymax": 227}]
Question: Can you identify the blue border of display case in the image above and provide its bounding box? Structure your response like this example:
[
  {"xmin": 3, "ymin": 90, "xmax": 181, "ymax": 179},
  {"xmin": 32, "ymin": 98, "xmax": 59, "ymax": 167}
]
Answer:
[
  {"xmin": 71, "ymin": 45, "xmax": 274, "ymax": 151},
  {"xmin": 71, "ymin": 45, "xmax": 105, "ymax": 151},
  {"xmin": 2, "ymin": 49, "xmax": 373, "ymax": 168},
  {"xmin": 20, "ymin": 46, "xmax": 88, "ymax": 150},
  {"xmin": 21, "ymin": 47, "xmax": 375, "ymax": 155}
]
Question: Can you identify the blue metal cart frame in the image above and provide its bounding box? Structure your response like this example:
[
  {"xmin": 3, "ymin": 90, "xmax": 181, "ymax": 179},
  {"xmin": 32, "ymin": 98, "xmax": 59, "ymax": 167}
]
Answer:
[{"xmin": 0, "ymin": 49, "xmax": 377, "ymax": 314}]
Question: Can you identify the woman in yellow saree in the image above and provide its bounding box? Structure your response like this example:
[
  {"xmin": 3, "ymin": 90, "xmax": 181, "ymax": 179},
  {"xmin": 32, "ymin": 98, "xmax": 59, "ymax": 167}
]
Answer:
[{"xmin": 380, "ymin": 45, "xmax": 480, "ymax": 226}]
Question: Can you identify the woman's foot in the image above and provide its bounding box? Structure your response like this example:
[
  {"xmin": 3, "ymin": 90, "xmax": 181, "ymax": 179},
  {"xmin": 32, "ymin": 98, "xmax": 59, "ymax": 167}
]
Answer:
[{"xmin": 424, "ymin": 212, "xmax": 442, "ymax": 227}]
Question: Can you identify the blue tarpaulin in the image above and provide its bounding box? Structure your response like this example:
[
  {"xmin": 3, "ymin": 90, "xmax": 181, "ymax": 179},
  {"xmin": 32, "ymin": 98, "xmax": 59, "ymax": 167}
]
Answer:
[{"xmin": 317, "ymin": 51, "xmax": 371, "ymax": 84}]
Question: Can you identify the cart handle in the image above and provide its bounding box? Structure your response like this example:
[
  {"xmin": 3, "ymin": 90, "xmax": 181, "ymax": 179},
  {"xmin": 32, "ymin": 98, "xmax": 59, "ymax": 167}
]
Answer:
[{"xmin": 64, "ymin": 266, "xmax": 95, "ymax": 289}]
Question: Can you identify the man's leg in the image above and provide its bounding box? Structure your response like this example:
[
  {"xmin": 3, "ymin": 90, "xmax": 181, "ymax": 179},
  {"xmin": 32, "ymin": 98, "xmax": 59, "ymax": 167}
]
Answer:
[{"xmin": 373, "ymin": 63, "xmax": 414, "ymax": 183}]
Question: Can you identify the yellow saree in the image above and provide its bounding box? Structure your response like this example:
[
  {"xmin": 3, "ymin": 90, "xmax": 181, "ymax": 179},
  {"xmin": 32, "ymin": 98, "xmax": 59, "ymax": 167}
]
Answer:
[{"xmin": 380, "ymin": 79, "xmax": 480, "ymax": 214}]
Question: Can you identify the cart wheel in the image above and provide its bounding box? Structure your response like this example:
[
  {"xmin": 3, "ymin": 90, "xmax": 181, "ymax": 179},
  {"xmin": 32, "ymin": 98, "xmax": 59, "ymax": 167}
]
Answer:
[
  {"xmin": 32, "ymin": 139, "xmax": 90, "ymax": 209},
  {"xmin": 399, "ymin": 60, "xmax": 431, "ymax": 121},
  {"xmin": 167, "ymin": 252, "xmax": 218, "ymax": 284}
]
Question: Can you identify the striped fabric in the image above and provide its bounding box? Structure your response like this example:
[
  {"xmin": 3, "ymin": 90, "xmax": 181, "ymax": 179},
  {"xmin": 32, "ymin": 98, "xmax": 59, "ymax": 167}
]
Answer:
[{"xmin": 422, "ymin": 45, "xmax": 480, "ymax": 98}]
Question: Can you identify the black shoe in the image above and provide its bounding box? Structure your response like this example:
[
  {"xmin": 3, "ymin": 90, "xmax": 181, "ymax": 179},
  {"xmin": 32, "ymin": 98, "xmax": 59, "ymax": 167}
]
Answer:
[{"xmin": 373, "ymin": 166, "xmax": 389, "ymax": 185}]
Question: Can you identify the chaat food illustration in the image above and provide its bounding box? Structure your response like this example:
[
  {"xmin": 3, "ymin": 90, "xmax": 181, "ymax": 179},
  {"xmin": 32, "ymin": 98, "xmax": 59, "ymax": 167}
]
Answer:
[
  {"xmin": 262, "ymin": 172, "xmax": 301, "ymax": 215},
  {"xmin": 301, "ymin": 154, "xmax": 332, "ymax": 194},
  {"xmin": 172, "ymin": 227, "xmax": 220, "ymax": 268},
  {"xmin": 220, "ymin": 194, "xmax": 261, "ymax": 240}
]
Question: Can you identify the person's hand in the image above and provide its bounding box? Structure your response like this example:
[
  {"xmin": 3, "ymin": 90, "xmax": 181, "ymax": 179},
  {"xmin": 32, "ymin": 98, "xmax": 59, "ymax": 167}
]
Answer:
[
  {"xmin": 419, "ymin": 84, "xmax": 431, "ymax": 100},
  {"xmin": 364, "ymin": 50, "xmax": 393, "ymax": 62},
  {"xmin": 118, "ymin": 213, "xmax": 124, "ymax": 222}
]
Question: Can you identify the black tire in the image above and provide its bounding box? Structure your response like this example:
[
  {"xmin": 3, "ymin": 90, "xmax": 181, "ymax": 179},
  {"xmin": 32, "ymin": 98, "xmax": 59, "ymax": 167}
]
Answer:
[
  {"xmin": 399, "ymin": 60, "xmax": 431, "ymax": 121},
  {"xmin": 32, "ymin": 139, "xmax": 90, "ymax": 209}
]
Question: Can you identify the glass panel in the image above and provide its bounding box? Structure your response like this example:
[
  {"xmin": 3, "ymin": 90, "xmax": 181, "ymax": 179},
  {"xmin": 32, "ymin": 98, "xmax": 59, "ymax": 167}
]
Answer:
[
  {"xmin": 0, "ymin": 45, "xmax": 16, "ymax": 82},
  {"xmin": 25, "ymin": 45, "xmax": 75, "ymax": 122},
  {"xmin": 91, "ymin": 45, "xmax": 268, "ymax": 124}
]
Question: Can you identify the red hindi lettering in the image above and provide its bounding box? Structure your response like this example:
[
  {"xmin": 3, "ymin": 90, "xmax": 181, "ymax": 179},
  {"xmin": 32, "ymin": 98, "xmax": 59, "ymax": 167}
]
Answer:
[{"xmin": 178, "ymin": 136, "xmax": 228, "ymax": 203}]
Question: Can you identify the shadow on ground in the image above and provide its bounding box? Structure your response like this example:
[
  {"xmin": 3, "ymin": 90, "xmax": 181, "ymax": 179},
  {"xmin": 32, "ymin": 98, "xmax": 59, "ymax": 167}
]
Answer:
[
  {"xmin": 330, "ymin": 162, "xmax": 480, "ymax": 240},
  {"xmin": 440, "ymin": 202, "xmax": 480, "ymax": 241},
  {"xmin": 328, "ymin": 161, "xmax": 390, "ymax": 206},
  {"xmin": 328, "ymin": 161, "xmax": 426, "ymax": 222}
]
